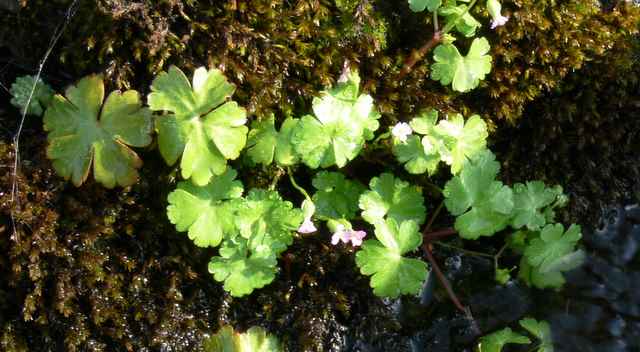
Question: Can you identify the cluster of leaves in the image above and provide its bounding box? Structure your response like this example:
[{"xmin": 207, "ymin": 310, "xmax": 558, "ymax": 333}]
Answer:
[
  {"xmin": 441, "ymin": 148, "xmax": 580, "ymax": 287},
  {"xmin": 203, "ymin": 326, "xmax": 281, "ymax": 352},
  {"xmin": 41, "ymin": 66, "xmax": 245, "ymax": 188},
  {"xmin": 393, "ymin": 109, "xmax": 488, "ymax": 175},
  {"xmin": 167, "ymin": 170, "xmax": 302, "ymax": 297},
  {"xmin": 478, "ymin": 317, "xmax": 553, "ymax": 352},
  {"xmin": 247, "ymin": 72, "xmax": 380, "ymax": 169},
  {"xmin": 355, "ymin": 173, "xmax": 428, "ymax": 297},
  {"xmin": 407, "ymin": 0, "xmax": 494, "ymax": 92}
]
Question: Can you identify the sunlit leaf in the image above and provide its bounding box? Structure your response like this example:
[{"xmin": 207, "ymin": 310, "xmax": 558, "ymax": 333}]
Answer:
[
  {"xmin": 431, "ymin": 37, "xmax": 492, "ymax": 92},
  {"xmin": 246, "ymin": 114, "xmax": 298, "ymax": 166},
  {"xmin": 148, "ymin": 66, "xmax": 247, "ymax": 185},
  {"xmin": 43, "ymin": 75, "xmax": 153, "ymax": 188},
  {"xmin": 291, "ymin": 71, "xmax": 380, "ymax": 168},
  {"xmin": 167, "ymin": 169, "xmax": 243, "ymax": 247},
  {"xmin": 355, "ymin": 219, "xmax": 428, "ymax": 297},
  {"xmin": 443, "ymin": 150, "xmax": 513, "ymax": 239},
  {"xmin": 359, "ymin": 173, "xmax": 427, "ymax": 226},
  {"xmin": 477, "ymin": 327, "xmax": 531, "ymax": 352}
]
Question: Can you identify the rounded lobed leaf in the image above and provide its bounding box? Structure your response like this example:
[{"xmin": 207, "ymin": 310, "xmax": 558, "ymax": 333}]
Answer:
[
  {"xmin": 166, "ymin": 169, "xmax": 243, "ymax": 248},
  {"xmin": 431, "ymin": 38, "xmax": 493, "ymax": 93},
  {"xmin": 148, "ymin": 66, "xmax": 247, "ymax": 185},
  {"xmin": 359, "ymin": 173, "xmax": 427, "ymax": 226},
  {"xmin": 43, "ymin": 74, "xmax": 153, "ymax": 188},
  {"xmin": 311, "ymin": 171, "xmax": 366, "ymax": 220}
]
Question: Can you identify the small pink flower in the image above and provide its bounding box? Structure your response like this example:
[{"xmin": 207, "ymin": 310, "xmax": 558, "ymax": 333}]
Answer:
[
  {"xmin": 298, "ymin": 217, "xmax": 317, "ymax": 234},
  {"xmin": 490, "ymin": 15, "xmax": 509, "ymax": 29},
  {"xmin": 331, "ymin": 225, "xmax": 367, "ymax": 247},
  {"xmin": 488, "ymin": 0, "xmax": 509, "ymax": 29},
  {"xmin": 349, "ymin": 230, "xmax": 367, "ymax": 246}
]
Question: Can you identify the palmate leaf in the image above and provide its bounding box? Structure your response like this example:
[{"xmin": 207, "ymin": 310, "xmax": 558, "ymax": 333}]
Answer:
[
  {"xmin": 524, "ymin": 223, "xmax": 582, "ymax": 273},
  {"xmin": 10, "ymin": 75, "xmax": 54, "ymax": 116},
  {"xmin": 393, "ymin": 135, "xmax": 441, "ymax": 175},
  {"xmin": 355, "ymin": 219, "xmax": 428, "ymax": 297},
  {"xmin": 311, "ymin": 171, "xmax": 366, "ymax": 221},
  {"xmin": 43, "ymin": 75, "xmax": 153, "ymax": 188},
  {"xmin": 148, "ymin": 66, "xmax": 248, "ymax": 185},
  {"xmin": 408, "ymin": 0, "xmax": 441, "ymax": 12},
  {"xmin": 518, "ymin": 224, "xmax": 584, "ymax": 289},
  {"xmin": 246, "ymin": 115, "xmax": 298, "ymax": 166},
  {"xmin": 291, "ymin": 71, "xmax": 380, "ymax": 168},
  {"xmin": 431, "ymin": 37, "xmax": 492, "ymax": 93},
  {"xmin": 167, "ymin": 169, "xmax": 243, "ymax": 247},
  {"xmin": 359, "ymin": 173, "xmax": 427, "ymax": 226},
  {"xmin": 234, "ymin": 189, "xmax": 303, "ymax": 252},
  {"xmin": 511, "ymin": 182, "xmax": 565, "ymax": 231},
  {"xmin": 209, "ymin": 189, "xmax": 302, "ymax": 297},
  {"xmin": 443, "ymin": 150, "xmax": 514, "ymax": 239},
  {"xmin": 477, "ymin": 327, "xmax": 531, "ymax": 352},
  {"xmin": 209, "ymin": 237, "xmax": 279, "ymax": 297},
  {"xmin": 204, "ymin": 326, "xmax": 282, "ymax": 352},
  {"xmin": 431, "ymin": 113, "xmax": 488, "ymax": 174},
  {"xmin": 394, "ymin": 110, "xmax": 442, "ymax": 175}
]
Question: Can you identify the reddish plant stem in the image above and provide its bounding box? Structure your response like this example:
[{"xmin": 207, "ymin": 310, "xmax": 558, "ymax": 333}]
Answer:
[
  {"xmin": 423, "ymin": 243, "xmax": 467, "ymax": 313},
  {"xmin": 424, "ymin": 200, "xmax": 444, "ymax": 233},
  {"xmin": 423, "ymin": 227, "xmax": 457, "ymax": 242},
  {"xmin": 398, "ymin": 31, "xmax": 442, "ymax": 80}
]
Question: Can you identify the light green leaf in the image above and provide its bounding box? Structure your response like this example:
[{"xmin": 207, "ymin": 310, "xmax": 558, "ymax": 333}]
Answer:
[
  {"xmin": 359, "ymin": 173, "xmax": 427, "ymax": 226},
  {"xmin": 439, "ymin": 4, "xmax": 481, "ymax": 37},
  {"xmin": 393, "ymin": 135, "xmax": 441, "ymax": 175},
  {"xmin": 208, "ymin": 237, "xmax": 279, "ymax": 297},
  {"xmin": 431, "ymin": 113, "xmax": 488, "ymax": 174},
  {"xmin": 477, "ymin": 327, "xmax": 531, "ymax": 352},
  {"xmin": 431, "ymin": 37, "xmax": 492, "ymax": 93},
  {"xmin": 518, "ymin": 257, "xmax": 565, "ymax": 289},
  {"xmin": 519, "ymin": 318, "xmax": 554, "ymax": 352},
  {"xmin": 409, "ymin": 109, "xmax": 439, "ymax": 135},
  {"xmin": 408, "ymin": 0, "xmax": 441, "ymax": 12},
  {"xmin": 311, "ymin": 171, "xmax": 366, "ymax": 220},
  {"xmin": 234, "ymin": 189, "xmax": 303, "ymax": 253},
  {"xmin": 495, "ymin": 267, "xmax": 511, "ymax": 285},
  {"xmin": 203, "ymin": 326, "xmax": 282, "ymax": 352},
  {"xmin": 511, "ymin": 181, "xmax": 565, "ymax": 231},
  {"xmin": 291, "ymin": 72, "xmax": 380, "ymax": 168},
  {"xmin": 43, "ymin": 75, "xmax": 153, "ymax": 188},
  {"xmin": 355, "ymin": 219, "xmax": 428, "ymax": 297},
  {"xmin": 443, "ymin": 150, "xmax": 513, "ymax": 239},
  {"xmin": 148, "ymin": 66, "xmax": 248, "ymax": 185},
  {"xmin": 246, "ymin": 115, "xmax": 298, "ymax": 166},
  {"xmin": 524, "ymin": 224, "xmax": 582, "ymax": 273},
  {"xmin": 207, "ymin": 189, "xmax": 302, "ymax": 296},
  {"xmin": 167, "ymin": 169, "xmax": 243, "ymax": 247},
  {"xmin": 10, "ymin": 75, "xmax": 54, "ymax": 116}
]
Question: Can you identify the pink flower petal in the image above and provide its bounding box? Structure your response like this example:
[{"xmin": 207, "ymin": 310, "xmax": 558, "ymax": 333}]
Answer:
[
  {"xmin": 331, "ymin": 232, "xmax": 342, "ymax": 245},
  {"xmin": 298, "ymin": 218, "xmax": 317, "ymax": 234}
]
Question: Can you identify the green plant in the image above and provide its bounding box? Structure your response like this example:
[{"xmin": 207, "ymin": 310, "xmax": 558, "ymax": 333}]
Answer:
[
  {"xmin": 43, "ymin": 75, "xmax": 153, "ymax": 188},
  {"xmin": 431, "ymin": 37, "xmax": 493, "ymax": 92},
  {"xmin": 477, "ymin": 317, "xmax": 553, "ymax": 352},
  {"xmin": 10, "ymin": 75, "xmax": 54, "ymax": 116},
  {"xmin": 355, "ymin": 219, "xmax": 428, "ymax": 297},
  {"xmin": 203, "ymin": 325, "xmax": 281, "ymax": 352},
  {"xmin": 290, "ymin": 71, "xmax": 380, "ymax": 168},
  {"xmin": 148, "ymin": 66, "xmax": 248, "ymax": 186}
]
